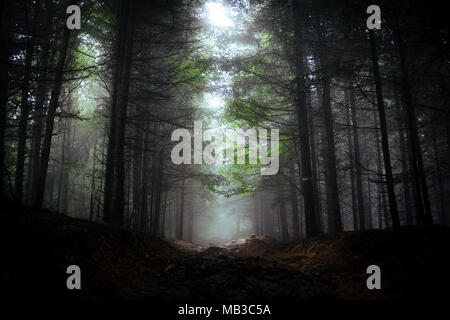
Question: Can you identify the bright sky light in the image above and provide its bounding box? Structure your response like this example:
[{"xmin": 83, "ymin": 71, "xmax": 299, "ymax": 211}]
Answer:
[
  {"xmin": 205, "ymin": 1, "xmax": 235, "ymax": 27},
  {"xmin": 203, "ymin": 92, "xmax": 225, "ymax": 109}
]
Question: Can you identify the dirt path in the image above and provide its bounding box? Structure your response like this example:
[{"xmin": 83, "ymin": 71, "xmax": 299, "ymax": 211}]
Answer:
[{"xmin": 2, "ymin": 203, "xmax": 450, "ymax": 300}]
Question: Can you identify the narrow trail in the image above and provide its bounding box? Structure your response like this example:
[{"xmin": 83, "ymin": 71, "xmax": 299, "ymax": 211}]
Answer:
[{"xmin": 2, "ymin": 199, "xmax": 450, "ymax": 301}]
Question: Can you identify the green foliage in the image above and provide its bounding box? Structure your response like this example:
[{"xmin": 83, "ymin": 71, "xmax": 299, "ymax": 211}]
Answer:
[
  {"xmin": 206, "ymin": 164, "xmax": 258, "ymax": 197},
  {"xmin": 169, "ymin": 55, "xmax": 212, "ymax": 89}
]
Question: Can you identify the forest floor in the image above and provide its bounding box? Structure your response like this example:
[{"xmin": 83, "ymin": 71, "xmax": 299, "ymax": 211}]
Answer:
[{"xmin": 2, "ymin": 198, "xmax": 450, "ymax": 301}]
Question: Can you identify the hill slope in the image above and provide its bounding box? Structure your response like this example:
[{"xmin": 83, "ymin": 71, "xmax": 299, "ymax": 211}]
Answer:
[{"xmin": 2, "ymin": 199, "xmax": 449, "ymax": 301}]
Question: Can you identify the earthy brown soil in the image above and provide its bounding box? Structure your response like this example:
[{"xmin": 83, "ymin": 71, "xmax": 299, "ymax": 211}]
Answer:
[{"xmin": 2, "ymin": 199, "xmax": 449, "ymax": 301}]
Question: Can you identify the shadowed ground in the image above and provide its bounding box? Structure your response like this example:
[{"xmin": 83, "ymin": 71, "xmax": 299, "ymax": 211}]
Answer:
[{"xmin": 2, "ymin": 198, "xmax": 449, "ymax": 301}]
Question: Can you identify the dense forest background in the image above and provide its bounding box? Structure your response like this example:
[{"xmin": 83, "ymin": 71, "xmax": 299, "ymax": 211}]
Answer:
[{"xmin": 0, "ymin": 0, "xmax": 449, "ymax": 244}]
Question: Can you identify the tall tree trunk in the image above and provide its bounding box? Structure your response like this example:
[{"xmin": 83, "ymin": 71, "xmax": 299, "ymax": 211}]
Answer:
[
  {"xmin": 89, "ymin": 139, "xmax": 97, "ymax": 222},
  {"xmin": 262, "ymin": 194, "xmax": 274, "ymax": 236},
  {"xmin": 57, "ymin": 92, "xmax": 73, "ymax": 213},
  {"xmin": 316, "ymin": 19, "xmax": 342, "ymax": 234},
  {"xmin": 148, "ymin": 161, "xmax": 156, "ymax": 233},
  {"xmin": 152, "ymin": 152, "xmax": 163, "ymax": 236},
  {"xmin": 290, "ymin": 166, "xmax": 300, "ymax": 239},
  {"xmin": 373, "ymin": 107, "xmax": 387, "ymax": 228},
  {"xmin": 177, "ymin": 179, "xmax": 185, "ymax": 240},
  {"xmin": 60, "ymin": 115, "xmax": 72, "ymax": 213},
  {"xmin": 368, "ymin": 29, "xmax": 400, "ymax": 229},
  {"xmin": 345, "ymin": 84, "xmax": 359, "ymax": 231},
  {"xmin": 0, "ymin": 0, "xmax": 11, "ymax": 193},
  {"xmin": 27, "ymin": 43, "xmax": 51, "ymax": 205},
  {"xmin": 175, "ymin": 188, "xmax": 180, "ymax": 238},
  {"xmin": 431, "ymin": 125, "xmax": 445, "ymax": 224},
  {"xmin": 96, "ymin": 130, "xmax": 107, "ymax": 222},
  {"xmin": 167, "ymin": 198, "xmax": 173, "ymax": 237},
  {"xmin": 392, "ymin": 8, "xmax": 432, "ymax": 225},
  {"xmin": 187, "ymin": 201, "xmax": 193, "ymax": 242},
  {"xmin": 279, "ymin": 199, "xmax": 289, "ymax": 241},
  {"xmin": 362, "ymin": 129, "xmax": 373, "ymax": 229},
  {"xmin": 113, "ymin": 1, "xmax": 135, "ymax": 225},
  {"xmin": 258, "ymin": 191, "xmax": 264, "ymax": 234},
  {"xmin": 293, "ymin": 0, "xmax": 318, "ymax": 237},
  {"xmin": 139, "ymin": 123, "xmax": 149, "ymax": 231},
  {"xmin": 366, "ymin": 173, "xmax": 373, "ymax": 228},
  {"xmin": 394, "ymin": 92, "xmax": 414, "ymax": 225},
  {"xmin": 103, "ymin": 0, "xmax": 135, "ymax": 226},
  {"xmin": 56, "ymin": 119, "xmax": 67, "ymax": 212},
  {"xmin": 15, "ymin": 2, "xmax": 38, "ymax": 202},
  {"xmin": 348, "ymin": 83, "xmax": 367, "ymax": 230},
  {"xmin": 161, "ymin": 190, "xmax": 168, "ymax": 236},
  {"xmin": 34, "ymin": 27, "xmax": 71, "ymax": 208},
  {"xmin": 254, "ymin": 193, "xmax": 261, "ymax": 235},
  {"xmin": 132, "ymin": 121, "xmax": 142, "ymax": 228},
  {"xmin": 307, "ymin": 87, "xmax": 323, "ymax": 233}
]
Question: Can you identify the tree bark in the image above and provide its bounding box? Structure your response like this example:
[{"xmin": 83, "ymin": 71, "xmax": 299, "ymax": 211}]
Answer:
[
  {"xmin": 103, "ymin": 0, "xmax": 135, "ymax": 226},
  {"xmin": 152, "ymin": 152, "xmax": 164, "ymax": 236},
  {"xmin": 139, "ymin": 123, "xmax": 150, "ymax": 231},
  {"xmin": 394, "ymin": 92, "xmax": 414, "ymax": 225},
  {"xmin": 0, "ymin": 0, "xmax": 11, "ymax": 194},
  {"xmin": 348, "ymin": 83, "xmax": 367, "ymax": 230},
  {"xmin": 290, "ymin": 166, "xmax": 300, "ymax": 239},
  {"xmin": 391, "ymin": 7, "xmax": 432, "ymax": 225},
  {"xmin": 177, "ymin": 179, "xmax": 185, "ymax": 240},
  {"xmin": 307, "ymin": 87, "xmax": 323, "ymax": 233},
  {"xmin": 34, "ymin": 27, "xmax": 71, "ymax": 208},
  {"xmin": 345, "ymin": 84, "xmax": 359, "ymax": 231},
  {"xmin": 293, "ymin": 0, "xmax": 318, "ymax": 237},
  {"xmin": 254, "ymin": 192, "xmax": 261, "ymax": 235},
  {"xmin": 369, "ymin": 29, "xmax": 400, "ymax": 229},
  {"xmin": 431, "ymin": 125, "xmax": 445, "ymax": 224},
  {"xmin": 0, "ymin": 54, "xmax": 8, "ymax": 193},
  {"xmin": 161, "ymin": 190, "xmax": 168, "ymax": 236},
  {"xmin": 27, "ymin": 42, "xmax": 51, "ymax": 205},
  {"xmin": 316, "ymin": 19, "xmax": 342, "ymax": 234},
  {"xmin": 279, "ymin": 198, "xmax": 289, "ymax": 241},
  {"xmin": 15, "ymin": 1, "xmax": 38, "ymax": 202}
]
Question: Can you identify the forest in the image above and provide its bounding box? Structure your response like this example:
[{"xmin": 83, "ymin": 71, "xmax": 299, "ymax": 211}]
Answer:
[{"xmin": 1, "ymin": 0, "xmax": 450, "ymax": 304}]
